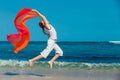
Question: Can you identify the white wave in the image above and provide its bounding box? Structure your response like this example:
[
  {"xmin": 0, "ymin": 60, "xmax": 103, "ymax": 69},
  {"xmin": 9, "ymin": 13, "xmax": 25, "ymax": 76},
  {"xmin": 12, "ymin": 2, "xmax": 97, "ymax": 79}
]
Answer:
[
  {"xmin": 109, "ymin": 41, "xmax": 120, "ymax": 44},
  {"xmin": 0, "ymin": 60, "xmax": 28, "ymax": 67},
  {"xmin": 0, "ymin": 60, "xmax": 120, "ymax": 71}
]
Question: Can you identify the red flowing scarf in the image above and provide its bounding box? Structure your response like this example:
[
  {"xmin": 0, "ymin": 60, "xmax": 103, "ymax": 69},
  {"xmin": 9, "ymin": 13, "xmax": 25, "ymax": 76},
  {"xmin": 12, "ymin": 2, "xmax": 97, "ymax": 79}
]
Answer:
[{"xmin": 6, "ymin": 8, "xmax": 39, "ymax": 53}]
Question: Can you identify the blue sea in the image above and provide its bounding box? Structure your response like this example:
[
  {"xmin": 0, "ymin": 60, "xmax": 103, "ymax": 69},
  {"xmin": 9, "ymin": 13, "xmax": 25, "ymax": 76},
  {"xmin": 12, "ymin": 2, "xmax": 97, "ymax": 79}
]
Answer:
[{"xmin": 0, "ymin": 41, "xmax": 120, "ymax": 72}]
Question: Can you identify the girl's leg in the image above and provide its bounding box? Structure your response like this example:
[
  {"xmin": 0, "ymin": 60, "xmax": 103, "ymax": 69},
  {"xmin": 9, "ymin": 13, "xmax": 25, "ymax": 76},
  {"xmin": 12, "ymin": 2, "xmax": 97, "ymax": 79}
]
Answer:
[
  {"xmin": 29, "ymin": 39, "xmax": 55, "ymax": 68},
  {"xmin": 29, "ymin": 55, "xmax": 43, "ymax": 68},
  {"xmin": 48, "ymin": 53, "xmax": 60, "ymax": 69},
  {"xmin": 48, "ymin": 44, "xmax": 63, "ymax": 69}
]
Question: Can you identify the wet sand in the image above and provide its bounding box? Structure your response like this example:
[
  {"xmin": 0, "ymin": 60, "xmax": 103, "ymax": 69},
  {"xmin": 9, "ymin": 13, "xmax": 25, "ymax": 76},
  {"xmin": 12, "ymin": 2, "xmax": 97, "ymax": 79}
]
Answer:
[{"xmin": 0, "ymin": 69, "xmax": 120, "ymax": 80}]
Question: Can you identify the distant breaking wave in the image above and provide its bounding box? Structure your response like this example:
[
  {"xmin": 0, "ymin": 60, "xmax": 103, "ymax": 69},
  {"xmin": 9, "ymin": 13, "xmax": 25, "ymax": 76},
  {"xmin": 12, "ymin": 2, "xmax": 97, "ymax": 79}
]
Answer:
[{"xmin": 109, "ymin": 41, "xmax": 120, "ymax": 44}]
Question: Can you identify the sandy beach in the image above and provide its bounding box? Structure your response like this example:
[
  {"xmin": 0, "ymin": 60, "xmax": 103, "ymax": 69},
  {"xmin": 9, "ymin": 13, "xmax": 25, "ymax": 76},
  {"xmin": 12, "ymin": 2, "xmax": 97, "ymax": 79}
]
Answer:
[{"xmin": 0, "ymin": 69, "xmax": 120, "ymax": 80}]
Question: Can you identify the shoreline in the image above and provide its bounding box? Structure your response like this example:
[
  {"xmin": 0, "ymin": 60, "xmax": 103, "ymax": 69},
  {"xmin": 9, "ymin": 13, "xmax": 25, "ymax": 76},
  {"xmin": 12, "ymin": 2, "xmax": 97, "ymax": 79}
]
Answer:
[{"xmin": 0, "ymin": 69, "xmax": 120, "ymax": 80}]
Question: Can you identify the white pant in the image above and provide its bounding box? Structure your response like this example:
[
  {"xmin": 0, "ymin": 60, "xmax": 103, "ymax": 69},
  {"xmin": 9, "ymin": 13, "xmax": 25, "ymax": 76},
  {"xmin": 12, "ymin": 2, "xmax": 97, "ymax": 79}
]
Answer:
[{"xmin": 41, "ymin": 39, "xmax": 63, "ymax": 58}]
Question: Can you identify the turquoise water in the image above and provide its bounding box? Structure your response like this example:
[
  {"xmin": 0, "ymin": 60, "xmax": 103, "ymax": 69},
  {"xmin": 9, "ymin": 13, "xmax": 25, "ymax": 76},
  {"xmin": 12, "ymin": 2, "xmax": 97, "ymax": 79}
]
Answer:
[{"xmin": 0, "ymin": 41, "xmax": 120, "ymax": 71}]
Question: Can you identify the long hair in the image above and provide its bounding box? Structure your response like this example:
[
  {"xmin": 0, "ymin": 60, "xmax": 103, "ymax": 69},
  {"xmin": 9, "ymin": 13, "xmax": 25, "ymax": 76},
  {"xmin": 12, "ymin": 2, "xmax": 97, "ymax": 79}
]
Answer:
[{"xmin": 39, "ymin": 21, "xmax": 48, "ymax": 35}]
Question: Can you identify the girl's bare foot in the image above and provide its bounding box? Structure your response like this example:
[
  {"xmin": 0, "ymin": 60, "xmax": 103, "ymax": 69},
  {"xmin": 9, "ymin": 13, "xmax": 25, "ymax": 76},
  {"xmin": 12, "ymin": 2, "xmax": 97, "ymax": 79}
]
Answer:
[
  {"xmin": 48, "ymin": 61, "xmax": 53, "ymax": 69},
  {"xmin": 29, "ymin": 60, "xmax": 33, "ymax": 68}
]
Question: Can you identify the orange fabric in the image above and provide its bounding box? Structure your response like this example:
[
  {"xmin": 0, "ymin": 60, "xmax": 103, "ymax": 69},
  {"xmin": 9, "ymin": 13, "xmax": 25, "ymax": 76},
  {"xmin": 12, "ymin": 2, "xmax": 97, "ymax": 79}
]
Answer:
[{"xmin": 6, "ymin": 8, "xmax": 39, "ymax": 53}]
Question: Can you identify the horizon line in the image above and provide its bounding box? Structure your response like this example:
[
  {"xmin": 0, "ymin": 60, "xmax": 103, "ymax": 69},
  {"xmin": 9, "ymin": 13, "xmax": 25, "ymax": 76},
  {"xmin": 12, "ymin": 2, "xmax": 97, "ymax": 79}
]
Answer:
[{"xmin": 0, "ymin": 41, "xmax": 110, "ymax": 42}]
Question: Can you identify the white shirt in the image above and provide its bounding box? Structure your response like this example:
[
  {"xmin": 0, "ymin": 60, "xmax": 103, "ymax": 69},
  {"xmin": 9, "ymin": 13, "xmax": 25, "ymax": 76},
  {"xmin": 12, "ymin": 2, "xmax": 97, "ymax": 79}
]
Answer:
[{"xmin": 46, "ymin": 24, "xmax": 57, "ymax": 40}]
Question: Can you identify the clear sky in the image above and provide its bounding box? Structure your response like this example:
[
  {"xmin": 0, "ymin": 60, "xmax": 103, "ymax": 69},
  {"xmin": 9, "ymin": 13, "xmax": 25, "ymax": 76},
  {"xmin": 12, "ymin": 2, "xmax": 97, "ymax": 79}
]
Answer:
[{"xmin": 0, "ymin": 0, "xmax": 120, "ymax": 41}]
